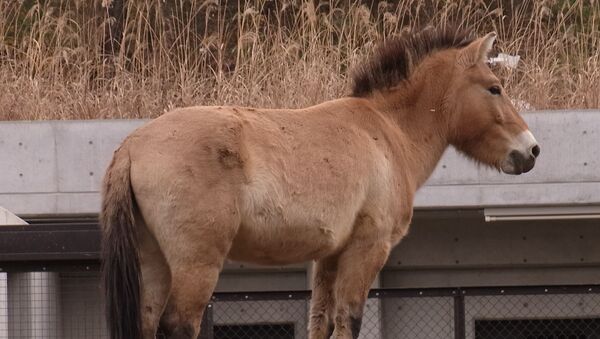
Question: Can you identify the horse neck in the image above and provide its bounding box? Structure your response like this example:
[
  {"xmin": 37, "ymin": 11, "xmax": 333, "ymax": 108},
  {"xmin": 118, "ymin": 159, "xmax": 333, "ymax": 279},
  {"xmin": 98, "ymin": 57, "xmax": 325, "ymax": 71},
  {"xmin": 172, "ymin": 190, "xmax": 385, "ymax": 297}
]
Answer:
[
  {"xmin": 374, "ymin": 72, "xmax": 452, "ymax": 190},
  {"xmin": 400, "ymin": 108, "xmax": 450, "ymax": 189}
]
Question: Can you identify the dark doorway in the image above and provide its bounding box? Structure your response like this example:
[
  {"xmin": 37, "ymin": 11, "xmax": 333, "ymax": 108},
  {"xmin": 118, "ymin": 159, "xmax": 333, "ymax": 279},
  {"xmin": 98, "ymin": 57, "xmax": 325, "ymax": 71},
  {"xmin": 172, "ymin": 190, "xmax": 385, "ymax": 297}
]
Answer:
[
  {"xmin": 213, "ymin": 323, "xmax": 295, "ymax": 339},
  {"xmin": 476, "ymin": 318, "xmax": 600, "ymax": 339}
]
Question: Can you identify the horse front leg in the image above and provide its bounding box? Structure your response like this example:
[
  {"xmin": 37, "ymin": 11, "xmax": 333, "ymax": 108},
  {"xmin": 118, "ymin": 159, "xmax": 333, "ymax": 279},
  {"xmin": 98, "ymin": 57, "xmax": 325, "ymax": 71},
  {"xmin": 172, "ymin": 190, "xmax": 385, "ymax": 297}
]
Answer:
[
  {"xmin": 309, "ymin": 255, "xmax": 340, "ymax": 339},
  {"xmin": 331, "ymin": 216, "xmax": 392, "ymax": 339}
]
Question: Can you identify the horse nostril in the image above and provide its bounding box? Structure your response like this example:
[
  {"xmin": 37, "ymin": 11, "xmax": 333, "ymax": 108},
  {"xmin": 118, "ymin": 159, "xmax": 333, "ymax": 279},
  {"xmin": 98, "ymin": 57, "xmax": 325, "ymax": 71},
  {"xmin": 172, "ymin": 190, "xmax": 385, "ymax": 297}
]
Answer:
[
  {"xmin": 509, "ymin": 150, "xmax": 520, "ymax": 162},
  {"xmin": 531, "ymin": 144, "xmax": 540, "ymax": 158}
]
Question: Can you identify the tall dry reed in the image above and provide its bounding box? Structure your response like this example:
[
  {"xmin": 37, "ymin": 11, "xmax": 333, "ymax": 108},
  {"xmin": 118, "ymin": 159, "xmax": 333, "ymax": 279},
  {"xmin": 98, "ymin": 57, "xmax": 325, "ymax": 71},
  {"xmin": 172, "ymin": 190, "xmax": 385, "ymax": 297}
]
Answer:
[{"xmin": 0, "ymin": 0, "xmax": 598, "ymax": 120}]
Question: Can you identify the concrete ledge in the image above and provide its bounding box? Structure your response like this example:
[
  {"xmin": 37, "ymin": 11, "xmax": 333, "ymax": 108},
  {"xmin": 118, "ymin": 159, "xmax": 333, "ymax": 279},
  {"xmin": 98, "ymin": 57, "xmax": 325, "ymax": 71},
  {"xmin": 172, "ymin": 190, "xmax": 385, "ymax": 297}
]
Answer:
[
  {"xmin": 415, "ymin": 182, "xmax": 600, "ymax": 208},
  {"xmin": 0, "ymin": 111, "xmax": 598, "ymax": 216},
  {"xmin": 0, "ymin": 207, "xmax": 27, "ymax": 225}
]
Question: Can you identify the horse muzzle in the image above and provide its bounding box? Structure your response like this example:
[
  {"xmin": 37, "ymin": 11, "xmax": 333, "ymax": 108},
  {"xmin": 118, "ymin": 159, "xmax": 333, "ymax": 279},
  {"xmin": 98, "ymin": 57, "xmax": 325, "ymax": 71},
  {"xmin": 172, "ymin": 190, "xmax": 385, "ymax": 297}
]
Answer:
[{"xmin": 501, "ymin": 144, "xmax": 540, "ymax": 175}]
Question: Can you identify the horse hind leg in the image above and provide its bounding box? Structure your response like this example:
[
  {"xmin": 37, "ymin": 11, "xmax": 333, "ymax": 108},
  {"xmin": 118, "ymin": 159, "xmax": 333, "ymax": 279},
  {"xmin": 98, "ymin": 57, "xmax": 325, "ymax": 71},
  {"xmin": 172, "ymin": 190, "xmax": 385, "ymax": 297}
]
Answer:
[
  {"xmin": 157, "ymin": 207, "xmax": 239, "ymax": 338},
  {"xmin": 137, "ymin": 213, "xmax": 172, "ymax": 339}
]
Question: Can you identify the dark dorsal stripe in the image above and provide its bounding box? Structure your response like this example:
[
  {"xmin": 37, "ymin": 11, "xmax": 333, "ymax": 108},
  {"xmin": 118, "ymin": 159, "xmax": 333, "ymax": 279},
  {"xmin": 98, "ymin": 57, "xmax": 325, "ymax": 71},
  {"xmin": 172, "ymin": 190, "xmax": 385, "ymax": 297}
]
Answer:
[{"xmin": 351, "ymin": 26, "xmax": 475, "ymax": 97}]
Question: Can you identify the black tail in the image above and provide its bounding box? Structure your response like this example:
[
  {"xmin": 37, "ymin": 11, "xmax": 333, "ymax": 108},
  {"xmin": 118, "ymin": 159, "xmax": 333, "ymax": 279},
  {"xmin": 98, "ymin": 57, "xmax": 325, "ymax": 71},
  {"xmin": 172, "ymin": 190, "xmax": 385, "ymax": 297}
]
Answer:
[{"xmin": 100, "ymin": 146, "xmax": 141, "ymax": 339}]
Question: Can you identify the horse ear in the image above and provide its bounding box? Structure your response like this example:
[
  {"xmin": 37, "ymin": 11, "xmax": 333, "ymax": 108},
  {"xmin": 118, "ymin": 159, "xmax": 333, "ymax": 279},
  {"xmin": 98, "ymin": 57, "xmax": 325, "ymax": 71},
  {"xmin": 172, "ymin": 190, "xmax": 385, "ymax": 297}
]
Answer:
[{"xmin": 458, "ymin": 32, "xmax": 497, "ymax": 66}]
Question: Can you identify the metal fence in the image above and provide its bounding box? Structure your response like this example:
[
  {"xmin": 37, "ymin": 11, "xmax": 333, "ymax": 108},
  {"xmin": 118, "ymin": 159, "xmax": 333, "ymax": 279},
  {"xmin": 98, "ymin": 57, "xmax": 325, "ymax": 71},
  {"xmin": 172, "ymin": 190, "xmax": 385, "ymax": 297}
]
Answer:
[{"xmin": 2, "ymin": 269, "xmax": 600, "ymax": 339}]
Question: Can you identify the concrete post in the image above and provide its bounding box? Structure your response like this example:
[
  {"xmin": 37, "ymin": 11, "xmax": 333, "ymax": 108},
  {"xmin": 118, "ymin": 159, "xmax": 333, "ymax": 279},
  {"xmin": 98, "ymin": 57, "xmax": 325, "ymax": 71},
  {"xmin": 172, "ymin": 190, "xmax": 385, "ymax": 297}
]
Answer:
[
  {"xmin": 0, "ymin": 273, "xmax": 6, "ymax": 338},
  {"xmin": 6, "ymin": 271, "xmax": 62, "ymax": 339},
  {"xmin": 7, "ymin": 273, "xmax": 32, "ymax": 338},
  {"xmin": 0, "ymin": 206, "xmax": 26, "ymax": 338},
  {"xmin": 30, "ymin": 272, "xmax": 61, "ymax": 338},
  {"xmin": 1, "ymin": 207, "xmax": 62, "ymax": 339}
]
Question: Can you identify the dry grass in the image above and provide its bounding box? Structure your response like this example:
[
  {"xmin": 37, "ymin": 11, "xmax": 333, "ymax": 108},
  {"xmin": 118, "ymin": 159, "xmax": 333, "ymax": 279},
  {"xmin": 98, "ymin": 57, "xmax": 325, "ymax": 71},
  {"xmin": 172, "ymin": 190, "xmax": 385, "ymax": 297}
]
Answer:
[{"xmin": 0, "ymin": 0, "xmax": 598, "ymax": 120}]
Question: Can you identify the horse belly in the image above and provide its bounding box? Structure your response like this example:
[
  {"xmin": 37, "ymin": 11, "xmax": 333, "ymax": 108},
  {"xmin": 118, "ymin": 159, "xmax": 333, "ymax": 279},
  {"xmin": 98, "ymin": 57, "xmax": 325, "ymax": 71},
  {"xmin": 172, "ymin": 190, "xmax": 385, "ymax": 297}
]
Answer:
[{"xmin": 227, "ymin": 218, "xmax": 349, "ymax": 265}]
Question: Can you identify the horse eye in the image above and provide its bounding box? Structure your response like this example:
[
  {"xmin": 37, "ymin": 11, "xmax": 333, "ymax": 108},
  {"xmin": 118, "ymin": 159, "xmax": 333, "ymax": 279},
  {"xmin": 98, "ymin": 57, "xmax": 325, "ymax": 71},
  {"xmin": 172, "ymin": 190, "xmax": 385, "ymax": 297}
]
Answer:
[{"xmin": 489, "ymin": 86, "xmax": 502, "ymax": 95}]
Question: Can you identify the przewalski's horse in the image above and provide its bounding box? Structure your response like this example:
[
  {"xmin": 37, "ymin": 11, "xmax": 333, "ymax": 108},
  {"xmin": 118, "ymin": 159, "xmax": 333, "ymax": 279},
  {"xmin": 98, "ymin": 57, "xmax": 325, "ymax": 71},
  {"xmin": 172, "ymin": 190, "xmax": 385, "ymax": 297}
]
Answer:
[{"xmin": 101, "ymin": 26, "xmax": 540, "ymax": 339}]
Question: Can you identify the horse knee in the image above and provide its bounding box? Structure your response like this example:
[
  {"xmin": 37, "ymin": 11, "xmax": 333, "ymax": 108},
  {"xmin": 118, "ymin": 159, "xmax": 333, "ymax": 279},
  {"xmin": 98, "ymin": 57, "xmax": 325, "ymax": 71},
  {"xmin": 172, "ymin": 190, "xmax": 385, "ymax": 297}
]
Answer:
[
  {"xmin": 160, "ymin": 323, "xmax": 196, "ymax": 339},
  {"xmin": 333, "ymin": 303, "xmax": 365, "ymax": 339},
  {"xmin": 309, "ymin": 311, "xmax": 335, "ymax": 339},
  {"xmin": 159, "ymin": 308, "xmax": 199, "ymax": 339},
  {"xmin": 327, "ymin": 322, "xmax": 335, "ymax": 338},
  {"xmin": 350, "ymin": 315, "xmax": 362, "ymax": 339},
  {"xmin": 331, "ymin": 284, "xmax": 368, "ymax": 338},
  {"xmin": 168, "ymin": 324, "xmax": 197, "ymax": 339}
]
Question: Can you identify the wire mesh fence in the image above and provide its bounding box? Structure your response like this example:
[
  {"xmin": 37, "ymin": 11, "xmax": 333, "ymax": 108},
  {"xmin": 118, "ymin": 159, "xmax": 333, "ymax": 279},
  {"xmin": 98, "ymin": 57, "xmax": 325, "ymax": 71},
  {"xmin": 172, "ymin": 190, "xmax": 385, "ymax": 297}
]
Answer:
[
  {"xmin": 465, "ymin": 290, "xmax": 600, "ymax": 339},
  {"xmin": 2, "ymin": 271, "xmax": 600, "ymax": 338}
]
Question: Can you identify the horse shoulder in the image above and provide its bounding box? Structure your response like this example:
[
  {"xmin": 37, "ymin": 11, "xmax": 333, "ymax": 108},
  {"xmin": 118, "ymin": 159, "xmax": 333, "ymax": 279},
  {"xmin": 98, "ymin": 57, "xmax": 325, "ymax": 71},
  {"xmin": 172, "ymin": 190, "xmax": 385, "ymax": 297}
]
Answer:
[{"xmin": 355, "ymin": 118, "xmax": 415, "ymax": 245}]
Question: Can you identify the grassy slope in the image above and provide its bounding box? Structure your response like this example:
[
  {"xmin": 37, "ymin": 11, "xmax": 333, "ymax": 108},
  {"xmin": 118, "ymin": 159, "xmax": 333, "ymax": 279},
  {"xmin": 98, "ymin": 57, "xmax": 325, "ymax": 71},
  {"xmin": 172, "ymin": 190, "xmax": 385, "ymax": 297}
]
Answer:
[{"xmin": 0, "ymin": 0, "xmax": 598, "ymax": 120}]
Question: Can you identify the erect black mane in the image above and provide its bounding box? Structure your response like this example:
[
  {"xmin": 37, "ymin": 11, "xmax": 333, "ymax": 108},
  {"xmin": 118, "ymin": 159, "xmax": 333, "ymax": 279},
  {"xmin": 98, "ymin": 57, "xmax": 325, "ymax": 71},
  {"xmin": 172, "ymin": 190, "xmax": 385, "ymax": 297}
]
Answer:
[{"xmin": 351, "ymin": 26, "xmax": 475, "ymax": 97}]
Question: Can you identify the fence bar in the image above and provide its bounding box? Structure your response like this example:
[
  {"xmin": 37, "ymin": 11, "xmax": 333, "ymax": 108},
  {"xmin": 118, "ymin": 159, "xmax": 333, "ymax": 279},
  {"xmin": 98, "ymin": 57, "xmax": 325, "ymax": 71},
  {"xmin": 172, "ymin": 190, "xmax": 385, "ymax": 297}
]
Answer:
[{"xmin": 454, "ymin": 293, "xmax": 466, "ymax": 339}]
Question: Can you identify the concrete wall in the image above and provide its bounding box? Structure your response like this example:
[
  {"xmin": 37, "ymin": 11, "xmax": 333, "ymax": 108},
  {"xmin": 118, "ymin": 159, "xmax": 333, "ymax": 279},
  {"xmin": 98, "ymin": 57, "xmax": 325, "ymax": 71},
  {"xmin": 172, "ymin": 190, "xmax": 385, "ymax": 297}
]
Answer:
[
  {"xmin": 0, "ymin": 111, "xmax": 598, "ymax": 216},
  {"xmin": 384, "ymin": 214, "xmax": 600, "ymax": 288},
  {"xmin": 0, "ymin": 120, "xmax": 141, "ymax": 216},
  {"xmin": 417, "ymin": 110, "xmax": 600, "ymax": 207}
]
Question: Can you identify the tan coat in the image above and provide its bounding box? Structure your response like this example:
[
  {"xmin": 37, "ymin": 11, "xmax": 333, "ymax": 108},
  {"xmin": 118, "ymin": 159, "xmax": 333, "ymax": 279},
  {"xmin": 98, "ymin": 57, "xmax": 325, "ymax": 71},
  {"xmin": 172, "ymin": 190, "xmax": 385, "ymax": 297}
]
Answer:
[{"xmin": 101, "ymin": 27, "xmax": 540, "ymax": 339}]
